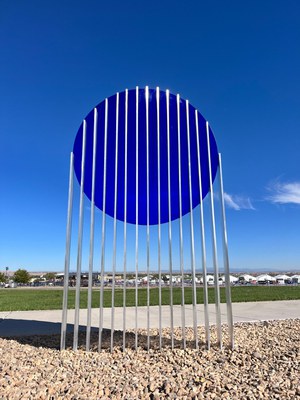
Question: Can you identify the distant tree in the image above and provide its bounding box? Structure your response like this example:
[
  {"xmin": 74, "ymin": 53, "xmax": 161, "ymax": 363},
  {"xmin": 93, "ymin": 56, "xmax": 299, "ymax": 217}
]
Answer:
[
  {"xmin": 44, "ymin": 272, "xmax": 56, "ymax": 281},
  {"xmin": 13, "ymin": 269, "xmax": 30, "ymax": 284},
  {"xmin": 0, "ymin": 272, "xmax": 6, "ymax": 283}
]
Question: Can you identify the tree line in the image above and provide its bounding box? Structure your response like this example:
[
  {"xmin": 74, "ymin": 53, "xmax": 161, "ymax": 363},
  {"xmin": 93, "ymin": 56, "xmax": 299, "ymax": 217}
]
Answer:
[{"xmin": 0, "ymin": 269, "xmax": 31, "ymax": 284}]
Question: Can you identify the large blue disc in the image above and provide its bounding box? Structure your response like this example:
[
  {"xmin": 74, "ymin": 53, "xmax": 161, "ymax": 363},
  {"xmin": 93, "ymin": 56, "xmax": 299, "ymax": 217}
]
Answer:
[{"xmin": 73, "ymin": 88, "xmax": 219, "ymax": 225}]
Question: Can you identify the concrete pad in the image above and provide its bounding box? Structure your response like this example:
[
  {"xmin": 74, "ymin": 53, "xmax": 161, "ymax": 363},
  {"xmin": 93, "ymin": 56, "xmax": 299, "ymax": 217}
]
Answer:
[{"xmin": 0, "ymin": 300, "xmax": 299, "ymax": 337}]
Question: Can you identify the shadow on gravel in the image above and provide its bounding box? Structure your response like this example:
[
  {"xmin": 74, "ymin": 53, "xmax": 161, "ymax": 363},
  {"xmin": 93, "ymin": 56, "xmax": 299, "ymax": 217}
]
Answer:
[{"xmin": 0, "ymin": 319, "xmax": 205, "ymax": 351}]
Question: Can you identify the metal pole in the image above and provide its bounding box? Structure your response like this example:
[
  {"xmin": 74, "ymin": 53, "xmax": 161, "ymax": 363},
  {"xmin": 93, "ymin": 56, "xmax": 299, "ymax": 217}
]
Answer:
[
  {"xmin": 111, "ymin": 92, "xmax": 120, "ymax": 352},
  {"xmin": 86, "ymin": 108, "xmax": 98, "ymax": 351},
  {"xmin": 166, "ymin": 89, "xmax": 174, "ymax": 350},
  {"xmin": 145, "ymin": 86, "xmax": 150, "ymax": 350},
  {"xmin": 156, "ymin": 87, "xmax": 162, "ymax": 350},
  {"xmin": 135, "ymin": 86, "xmax": 139, "ymax": 350},
  {"xmin": 60, "ymin": 152, "xmax": 74, "ymax": 350},
  {"xmin": 176, "ymin": 94, "xmax": 186, "ymax": 349},
  {"xmin": 99, "ymin": 99, "xmax": 108, "ymax": 352},
  {"xmin": 123, "ymin": 89, "xmax": 128, "ymax": 351},
  {"xmin": 73, "ymin": 120, "xmax": 87, "ymax": 351},
  {"xmin": 206, "ymin": 121, "xmax": 222, "ymax": 348},
  {"xmin": 218, "ymin": 153, "xmax": 234, "ymax": 349},
  {"xmin": 195, "ymin": 112, "xmax": 210, "ymax": 349},
  {"xmin": 186, "ymin": 101, "xmax": 198, "ymax": 349}
]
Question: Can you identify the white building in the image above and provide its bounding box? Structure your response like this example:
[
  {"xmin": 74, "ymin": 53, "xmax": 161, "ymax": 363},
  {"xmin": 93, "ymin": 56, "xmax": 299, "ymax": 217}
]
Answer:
[
  {"xmin": 274, "ymin": 274, "xmax": 290, "ymax": 284},
  {"xmin": 220, "ymin": 275, "xmax": 238, "ymax": 284},
  {"xmin": 256, "ymin": 274, "xmax": 276, "ymax": 284},
  {"xmin": 207, "ymin": 275, "xmax": 215, "ymax": 285},
  {"xmin": 199, "ymin": 274, "xmax": 215, "ymax": 285},
  {"xmin": 291, "ymin": 275, "xmax": 300, "ymax": 284},
  {"xmin": 238, "ymin": 274, "xmax": 256, "ymax": 284}
]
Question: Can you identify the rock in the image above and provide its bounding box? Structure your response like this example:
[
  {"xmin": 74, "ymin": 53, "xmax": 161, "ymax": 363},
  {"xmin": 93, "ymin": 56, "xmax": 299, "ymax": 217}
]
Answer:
[
  {"xmin": 253, "ymin": 351, "xmax": 262, "ymax": 359},
  {"xmin": 0, "ymin": 319, "xmax": 299, "ymax": 399}
]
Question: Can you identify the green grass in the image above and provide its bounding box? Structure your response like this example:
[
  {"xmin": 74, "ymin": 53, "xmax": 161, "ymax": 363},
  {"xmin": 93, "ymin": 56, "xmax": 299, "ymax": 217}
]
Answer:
[{"xmin": 0, "ymin": 285, "xmax": 299, "ymax": 312}]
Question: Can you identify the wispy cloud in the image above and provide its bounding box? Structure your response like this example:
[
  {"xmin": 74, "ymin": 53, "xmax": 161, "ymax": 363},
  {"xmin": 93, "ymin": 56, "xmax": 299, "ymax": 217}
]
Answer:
[
  {"xmin": 266, "ymin": 180, "xmax": 300, "ymax": 205},
  {"xmin": 224, "ymin": 193, "xmax": 255, "ymax": 211}
]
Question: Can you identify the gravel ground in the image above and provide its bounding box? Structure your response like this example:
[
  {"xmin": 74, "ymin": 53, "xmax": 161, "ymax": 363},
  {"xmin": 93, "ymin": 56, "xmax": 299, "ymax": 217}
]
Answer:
[{"xmin": 0, "ymin": 319, "xmax": 299, "ymax": 399}]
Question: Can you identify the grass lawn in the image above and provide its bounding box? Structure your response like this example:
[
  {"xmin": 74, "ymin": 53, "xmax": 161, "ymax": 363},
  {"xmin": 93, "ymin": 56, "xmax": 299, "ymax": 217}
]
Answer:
[{"xmin": 0, "ymin": 285, "xmax": 299, "ymax": 312}]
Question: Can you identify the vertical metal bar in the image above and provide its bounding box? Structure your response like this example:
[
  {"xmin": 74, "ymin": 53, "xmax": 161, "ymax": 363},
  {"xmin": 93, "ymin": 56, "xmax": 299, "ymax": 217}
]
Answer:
[
  {"xmin": 86, "ymin": 108, "xmax": 98, "ymax": 351},
  {"xmin": 176, "ymin": 94, "xmax": 186, "ymax": 349},
  {"xmin": 111, "ymin": 92, "xmax": 120, "ymax": 352},
  {"xmin": 60, "ymin": 152, "xmax": 74, "ymax": 350},
  {"xmin": 195, "ymin": 112, "xmax": 210, "ymax": 350},
  {"xmin": 73, "ymin": 120, "xmax": 87, "ymax": 351},
  {"xmin": 206, "ymin": 121, "xmax": 222, "ymax": 348},
  {"xmin": 145, "ymin": 86, "xmax": 150, "ymax": 351},
  {"xmin": 135, "ymin": 86, "xmax": 139, "ymax": 350},
  {"xmin": 156, "ymin": 87, "xmax": 162, "ymax": 350},
  {"xmin": 186, "ymin": 101, "xmax": 198, "ymax": 349},
  {"xmin": 123, "ymin": 89, "xmax": 128, "ymax": 351},
  {"xmin": 166, "ymin": 89, "xmax": 174, "ymax": 350},
  {"xmin": 218, "ymin": 153, "xmax": 234, "ymax": 349},
  {"xmin": 99, "ymin": 99, "xmax": 108, "ymax": 352}
]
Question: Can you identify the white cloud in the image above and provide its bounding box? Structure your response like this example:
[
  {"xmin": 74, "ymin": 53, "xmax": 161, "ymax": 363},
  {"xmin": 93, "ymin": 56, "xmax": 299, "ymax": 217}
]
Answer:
[
  {"xmin": 224, "ymin": 193, "xmax": 255, "ymax": 211},
  {"xmin": 266, "ymin": 181, "xmax": 300, "ymax": 205}
]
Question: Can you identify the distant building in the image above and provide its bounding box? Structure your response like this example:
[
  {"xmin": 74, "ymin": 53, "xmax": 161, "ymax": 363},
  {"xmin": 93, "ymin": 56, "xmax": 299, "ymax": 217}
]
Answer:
[
  {"xmin": 256, "ymin": 274, "xmax": 276, "ymax": 284},
  {"xmin": 238, "ymin": 274, "xmax": 256, "ymax": 284},
  {"xmin": 274, "ymin": 274, "xmax": 290, "ymax": 285},
  {"xmin": 291, "ymin": 275, "xmax": 300, "ymax": 284},
  {"xmin": 220, "ymin": 275, "xmax": 238, "ymax": 284}
]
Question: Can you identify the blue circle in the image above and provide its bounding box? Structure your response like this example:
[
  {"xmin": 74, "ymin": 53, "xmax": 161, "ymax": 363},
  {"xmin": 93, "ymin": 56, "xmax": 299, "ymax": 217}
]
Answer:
[{"xmin": 73, "ymin": 88, "xmax": 219, "ymax": 225}]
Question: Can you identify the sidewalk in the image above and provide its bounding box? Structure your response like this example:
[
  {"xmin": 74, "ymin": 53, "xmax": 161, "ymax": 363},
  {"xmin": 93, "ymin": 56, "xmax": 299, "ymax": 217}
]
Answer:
[{"xmin": 0, "ymin": 300, "xmax": 299, "ymax": 337}]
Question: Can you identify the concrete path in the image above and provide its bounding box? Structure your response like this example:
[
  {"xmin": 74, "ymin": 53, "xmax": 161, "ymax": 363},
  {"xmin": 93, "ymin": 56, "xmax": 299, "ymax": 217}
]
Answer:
[{"xmin": 0, "ymin": 300, "xmax": 299, "ymax": 337}]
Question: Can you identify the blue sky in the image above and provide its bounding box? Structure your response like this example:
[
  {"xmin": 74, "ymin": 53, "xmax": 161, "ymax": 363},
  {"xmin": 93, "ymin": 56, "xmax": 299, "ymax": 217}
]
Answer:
[{"xmin": 0, "ymin": 1, "xmax": 300, "ymax": 273}]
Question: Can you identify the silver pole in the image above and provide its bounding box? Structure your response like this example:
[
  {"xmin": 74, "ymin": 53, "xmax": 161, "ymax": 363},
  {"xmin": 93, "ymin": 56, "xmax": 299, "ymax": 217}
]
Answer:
[
  {"xmin": 186, "ymin": 101, "xmax": 198, "ymax": 349},
  {"xmin": 195, "ymin": 112, "xmax": 210, "ymax": 349},
  {"xmin": 60, "ymin": 152, "xmax": 74, "ymax": 350},
  {"xmin": 73, "ymin": 120, "xmax": 87, "ymax": 351},
  {"xmin": 135, "ymin": 86, "xmax": 139, "ymax": 350},
  {"xmin": 145, "ymin": 86, "xmax": 150, "ymax": 351},
  {"xmin": 86, "ymin": 108, "xmax": 98, "ymax": 351},
  {"xmin": 166, "ymin": 89, "xmax": 174, "ymax": 350},
  {"xmin": 218, "ymin": 153, "xmax": 234, "ymax": 349},
  {"xmin": 123, "ymin": 89, "xmax": 128, "ymax": 351},
  {"xmin": 206, "ymin": 121, "xmax": 222, "ymax": 348},
  {"xmin": 156, "ymin": 87, "xmax": 162, "ymax": 350},
  {"xmin": 99, "ymin": 99, "xmax": 108, "ymax": 352},
  {"xmin": 111, "ymin": 92, "xmax": 120, "ymax": 352},
  {"xmin": 176, "ymin": 94, "xmax": 186, "ymax": 349}
]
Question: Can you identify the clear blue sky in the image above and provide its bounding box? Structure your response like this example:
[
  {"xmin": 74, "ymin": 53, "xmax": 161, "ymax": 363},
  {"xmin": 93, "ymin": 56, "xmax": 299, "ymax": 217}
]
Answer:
[{"xmin": 1, "ymin": 1, "xmax": 299, "ymax": 273}]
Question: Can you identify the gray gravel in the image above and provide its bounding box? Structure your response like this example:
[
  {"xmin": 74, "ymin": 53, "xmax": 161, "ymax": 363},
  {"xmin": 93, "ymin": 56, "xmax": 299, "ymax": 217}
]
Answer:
[{"xmin": 0, "ymin": 319, "xmax": 299, "ymax": 399}]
